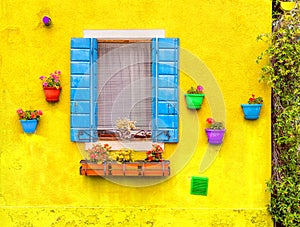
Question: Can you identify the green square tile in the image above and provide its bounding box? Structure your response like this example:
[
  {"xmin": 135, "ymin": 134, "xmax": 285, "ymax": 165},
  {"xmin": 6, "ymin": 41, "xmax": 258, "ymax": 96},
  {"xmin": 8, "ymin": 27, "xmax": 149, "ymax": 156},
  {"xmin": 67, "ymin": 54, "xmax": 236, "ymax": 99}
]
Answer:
[{"xmin": 190, "ymin": 176, "xmax": 209, "ymax": 196}]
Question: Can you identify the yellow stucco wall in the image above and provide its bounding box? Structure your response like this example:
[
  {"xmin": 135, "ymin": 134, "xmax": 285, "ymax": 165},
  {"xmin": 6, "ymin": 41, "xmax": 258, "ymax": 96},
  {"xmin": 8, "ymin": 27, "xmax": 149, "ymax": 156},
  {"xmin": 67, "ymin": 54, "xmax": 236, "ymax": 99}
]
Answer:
[{"xmin": 0, "ymin": 0, "xmax": 272, "ymax": 226}]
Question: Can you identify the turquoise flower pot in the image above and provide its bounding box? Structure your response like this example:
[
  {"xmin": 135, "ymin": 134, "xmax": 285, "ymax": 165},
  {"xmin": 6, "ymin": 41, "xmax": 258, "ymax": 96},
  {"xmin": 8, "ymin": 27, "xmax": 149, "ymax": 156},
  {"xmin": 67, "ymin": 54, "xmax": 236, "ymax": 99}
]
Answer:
[
  {"xmin": 20, "ymin": 119, "xmax": 38, "ymax": 134},
  {"xmin": 241, "ymin": 104, "xmax": 262, "ymax": 120}
]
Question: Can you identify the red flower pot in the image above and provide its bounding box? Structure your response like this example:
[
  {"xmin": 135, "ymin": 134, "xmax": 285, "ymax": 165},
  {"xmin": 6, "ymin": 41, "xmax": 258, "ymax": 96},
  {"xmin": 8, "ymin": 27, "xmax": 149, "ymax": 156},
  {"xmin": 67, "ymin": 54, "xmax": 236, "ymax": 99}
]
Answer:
[{"xmin": 43, "ymin": 87, "xmax": 62, "ymax": 102}]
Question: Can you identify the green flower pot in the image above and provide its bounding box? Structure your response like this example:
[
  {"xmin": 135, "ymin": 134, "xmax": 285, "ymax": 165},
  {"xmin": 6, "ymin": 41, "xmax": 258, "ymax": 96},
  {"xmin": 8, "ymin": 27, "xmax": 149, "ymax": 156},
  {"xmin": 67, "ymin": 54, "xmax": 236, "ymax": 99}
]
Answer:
[{"xmin": 185, "ymin": 94, "xmax": 205, "ymax": 109}]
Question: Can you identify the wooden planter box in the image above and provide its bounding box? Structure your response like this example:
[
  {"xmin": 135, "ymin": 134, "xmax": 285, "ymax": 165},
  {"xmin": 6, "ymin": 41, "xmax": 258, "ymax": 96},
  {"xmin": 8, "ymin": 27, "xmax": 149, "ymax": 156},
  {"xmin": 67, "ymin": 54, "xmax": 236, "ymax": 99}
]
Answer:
[{"xmin": 80, "ymin": 160, "xmax": 170, "ymax": 177}]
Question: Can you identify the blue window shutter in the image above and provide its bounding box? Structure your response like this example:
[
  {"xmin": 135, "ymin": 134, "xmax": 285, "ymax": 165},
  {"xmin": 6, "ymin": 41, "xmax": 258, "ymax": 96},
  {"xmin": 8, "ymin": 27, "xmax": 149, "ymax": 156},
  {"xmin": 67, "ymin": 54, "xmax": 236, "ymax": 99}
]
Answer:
[
  {"xmin": 70, "ymin": 38, "xmax": 98, "ymax": 142},
  {"xmin": 152, "ymin": 38, "xmax": 179, "ymax": 143}
]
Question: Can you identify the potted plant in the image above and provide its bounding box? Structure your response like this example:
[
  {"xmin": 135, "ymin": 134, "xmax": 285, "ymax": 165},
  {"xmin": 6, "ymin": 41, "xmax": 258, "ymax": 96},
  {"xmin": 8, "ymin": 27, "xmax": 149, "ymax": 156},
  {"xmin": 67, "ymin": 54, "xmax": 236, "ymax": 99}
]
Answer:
[
  {"xmin": 184, "ymin": 85, "xmax": 205, "ymax": 109},
  {"xmin": 16, "ymin": 108, "xmax": 43, "ymax": 134},
  {"xmin": 241, "ymin": 94, "xmax": 263, "ymax": 120},
  {"xmin": 39, "ymin": 70, "xmax": 62, "ymax": 102},
  {"xmin": 112, "ymin": 148, "xmax": 135, "ymax": 163},
  {"xmin": 80, "ymin": 143, "xmax": 112, "ymax": 175},
  {"xmin": 205, "ymin": 118, "xmax": 225, "ymax": 145},
  {"xmin": 280, "ymin": 1, "xmax": 297, "ymax": 12},
  {"xmin": 143, "ymin": 144, "xmax": 169, "ymax": 176},
  {"xmin": 116, "ymin": 118, "xmax": 136, "ymax": 140},
  {"xmin": 79, "ymin": 144, "xmax": 170, "ymax": 176},
  {"xmin": 145, "ymin": 144, "xmax": 164, "ymax": 162},
  {"xmin": 86, "ymin": 143, "xmax": 112, "ymax": 163}
]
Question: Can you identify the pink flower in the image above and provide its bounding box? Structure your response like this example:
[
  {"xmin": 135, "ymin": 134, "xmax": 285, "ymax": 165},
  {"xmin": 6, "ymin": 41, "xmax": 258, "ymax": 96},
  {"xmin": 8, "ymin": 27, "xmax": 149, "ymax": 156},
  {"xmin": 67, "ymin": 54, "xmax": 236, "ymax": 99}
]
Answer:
[
  {"xmin": 17, "ymin": 109, "xmax": 42, "ymax": 120},
  {"xmin": 43, "ymin": 82, "xmax": 48, "ymax": 87},
  {"xmin": 39, "ymin": 76, "xmax": 45, "ymax": 80},
  {"xmin": 19, "ymin": 113, "xmax": 25, "ymax": 119},
  {"xmin": 16, "ymin": 108, "xmax": 23, "ymax": 114},
  {"xmin": 197, "ymin": 85, "xmax": 204, "ymax": 91}
]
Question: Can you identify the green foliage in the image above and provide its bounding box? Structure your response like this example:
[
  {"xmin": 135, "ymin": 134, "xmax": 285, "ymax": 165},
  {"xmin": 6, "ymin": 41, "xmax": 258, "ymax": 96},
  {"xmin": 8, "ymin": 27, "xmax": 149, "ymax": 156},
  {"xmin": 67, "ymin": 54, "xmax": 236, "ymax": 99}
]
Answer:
[
  {"xmin": 267, "ymin": 176, "xmax": 300, "ymax": 226},
  {"xmin": 206, "ymin": 118, "xmax": 225, "ymax": 130},
  {"xmin": 257, "ymin": 2, "xmax": 300, "ymax": 226},
  {"xmin": 209, "ymin": 122, "xmax": 224, "ymax": 130}
]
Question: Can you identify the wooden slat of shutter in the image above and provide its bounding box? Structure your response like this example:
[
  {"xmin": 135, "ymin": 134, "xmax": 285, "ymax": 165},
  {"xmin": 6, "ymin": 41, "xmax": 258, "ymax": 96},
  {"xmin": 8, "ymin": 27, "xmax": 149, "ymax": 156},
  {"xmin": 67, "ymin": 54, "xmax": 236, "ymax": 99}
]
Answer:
[
  {"xmin": 152, "ymin": 38, "xmax": 179, "ymax": 143},
  {"xmin": 70, "ymin": 38, "xmax": 98, "ymax": 142}
]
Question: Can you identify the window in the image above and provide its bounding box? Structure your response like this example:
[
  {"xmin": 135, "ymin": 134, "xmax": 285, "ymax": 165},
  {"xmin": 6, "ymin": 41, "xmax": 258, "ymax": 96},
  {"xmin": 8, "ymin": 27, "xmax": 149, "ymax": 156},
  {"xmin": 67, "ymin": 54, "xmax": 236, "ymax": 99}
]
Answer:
[
  {"xmin": 97, "ymin": 41, "xmax": 152, "ymax": 139},
  {"xmin": 70, "ymin": 37, "xmax": 179, "ymax": 144}
]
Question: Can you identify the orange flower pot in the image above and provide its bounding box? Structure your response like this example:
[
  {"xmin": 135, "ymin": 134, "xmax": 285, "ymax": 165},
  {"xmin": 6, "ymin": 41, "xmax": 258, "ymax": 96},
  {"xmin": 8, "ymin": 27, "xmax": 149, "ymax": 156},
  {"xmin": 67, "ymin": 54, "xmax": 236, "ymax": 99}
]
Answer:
[
  {"xmin": 43, "ymin": 87, "xmax": 62, "ymax": 102},
  {"xmin": 79, "ymin": 160, "xmax": 170, "ymax": 177}
]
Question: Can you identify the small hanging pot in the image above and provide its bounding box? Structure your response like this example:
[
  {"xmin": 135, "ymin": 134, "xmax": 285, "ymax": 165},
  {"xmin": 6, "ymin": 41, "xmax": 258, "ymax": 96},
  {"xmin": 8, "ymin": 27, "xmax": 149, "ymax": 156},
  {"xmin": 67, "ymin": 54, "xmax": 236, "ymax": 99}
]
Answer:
[
  {"xmin": 205, "ymin": 129, "xmax": 226, "ymax": 145},
  {"xmin": 20, "ymin": 119, "xmax": 38, "ymax": 134},
  {"xmin": 43, "ymin": 87, "xmax": 62, "ymax": 102},
  {"xmin": 241, "ymin": 104, "xmax": 262, "ymax": 120},
  {"xmin": 185, "ymin": 94, "xmax": 205, "ymax": 109}
]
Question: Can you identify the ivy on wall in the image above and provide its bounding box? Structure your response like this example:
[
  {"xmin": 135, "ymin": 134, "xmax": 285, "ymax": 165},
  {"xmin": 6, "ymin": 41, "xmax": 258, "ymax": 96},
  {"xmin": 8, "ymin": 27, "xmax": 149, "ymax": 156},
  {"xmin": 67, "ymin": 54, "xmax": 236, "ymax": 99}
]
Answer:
[{"xmin": 257, "ymin": 1, "xmax": 300, "ymax": 226}]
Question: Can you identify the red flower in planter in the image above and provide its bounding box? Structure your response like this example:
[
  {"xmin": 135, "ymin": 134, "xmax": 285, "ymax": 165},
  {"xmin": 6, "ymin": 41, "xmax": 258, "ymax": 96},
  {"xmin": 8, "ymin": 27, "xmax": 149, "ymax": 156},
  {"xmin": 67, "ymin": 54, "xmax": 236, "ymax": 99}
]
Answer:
[
  {"xmin": 206, "ymin": 118, "xmax": 224, "ymax": 130},
  {"xmin": 145, "ymin": 144, "xmax": 164, "ymax": 162},
  {"xmin": 147, "ymin": 156, "xmax": 154, "ymax": 161},
  {"xmin": 39, "ymin": 70, "xmax": 61, "ymax": 89},
  {"xmin": 206, "ymin": 117, "xmax": 214, "ymax": 124},
  {"xmin": 16, "ymin": 108, "xmax": 43, "ymax": 120},
  {"xmin": 247, "ymin": 94, "xmax": 263, "ymax": 104}
]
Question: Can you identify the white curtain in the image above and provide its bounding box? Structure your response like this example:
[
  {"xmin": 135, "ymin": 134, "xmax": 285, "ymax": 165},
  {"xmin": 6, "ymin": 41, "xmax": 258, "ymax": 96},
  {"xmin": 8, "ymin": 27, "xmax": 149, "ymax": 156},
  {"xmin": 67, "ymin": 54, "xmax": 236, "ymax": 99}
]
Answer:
[{"xmin": 98, "ymin": 42, "xmax": 152, "ymax": 130}]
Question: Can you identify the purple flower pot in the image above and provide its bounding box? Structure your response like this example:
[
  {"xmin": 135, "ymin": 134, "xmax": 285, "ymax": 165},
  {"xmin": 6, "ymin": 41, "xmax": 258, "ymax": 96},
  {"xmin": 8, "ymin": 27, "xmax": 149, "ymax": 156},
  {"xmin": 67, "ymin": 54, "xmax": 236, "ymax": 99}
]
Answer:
[
  {"xmin": 205, "ymin": 128, "xmax": 225, "ymax": 145},
  {"xmin": 42, "ymin": 16, "xmax": 51, "ymax": 26}
]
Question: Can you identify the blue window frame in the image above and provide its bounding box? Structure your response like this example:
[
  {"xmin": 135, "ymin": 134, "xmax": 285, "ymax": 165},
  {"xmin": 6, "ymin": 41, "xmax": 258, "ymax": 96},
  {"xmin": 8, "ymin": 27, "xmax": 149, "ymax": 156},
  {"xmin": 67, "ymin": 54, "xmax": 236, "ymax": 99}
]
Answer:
[{"xmin": 70, "ymin": 38, "xmax": 179, "ymax": 143}]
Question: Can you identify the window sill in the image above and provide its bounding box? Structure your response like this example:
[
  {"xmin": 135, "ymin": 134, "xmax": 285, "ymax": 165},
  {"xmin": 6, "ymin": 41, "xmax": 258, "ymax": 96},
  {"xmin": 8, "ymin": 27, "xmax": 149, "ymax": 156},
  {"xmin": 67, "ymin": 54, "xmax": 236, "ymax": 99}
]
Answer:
[{"xmin": 85, "ymin": 140, "xmax": 164, "ymax": 151}]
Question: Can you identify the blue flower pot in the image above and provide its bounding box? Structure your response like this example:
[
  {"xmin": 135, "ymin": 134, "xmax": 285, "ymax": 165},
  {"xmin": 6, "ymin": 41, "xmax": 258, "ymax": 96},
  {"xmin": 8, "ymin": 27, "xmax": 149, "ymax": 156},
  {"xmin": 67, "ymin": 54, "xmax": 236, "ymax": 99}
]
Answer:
[
  {"xmin": 20, "ymin": 119, "xmax": 38, "ymax": 134},
  {"xmin": 241, "ymin": 104, "xmax": 262, "ymax": 120}
]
